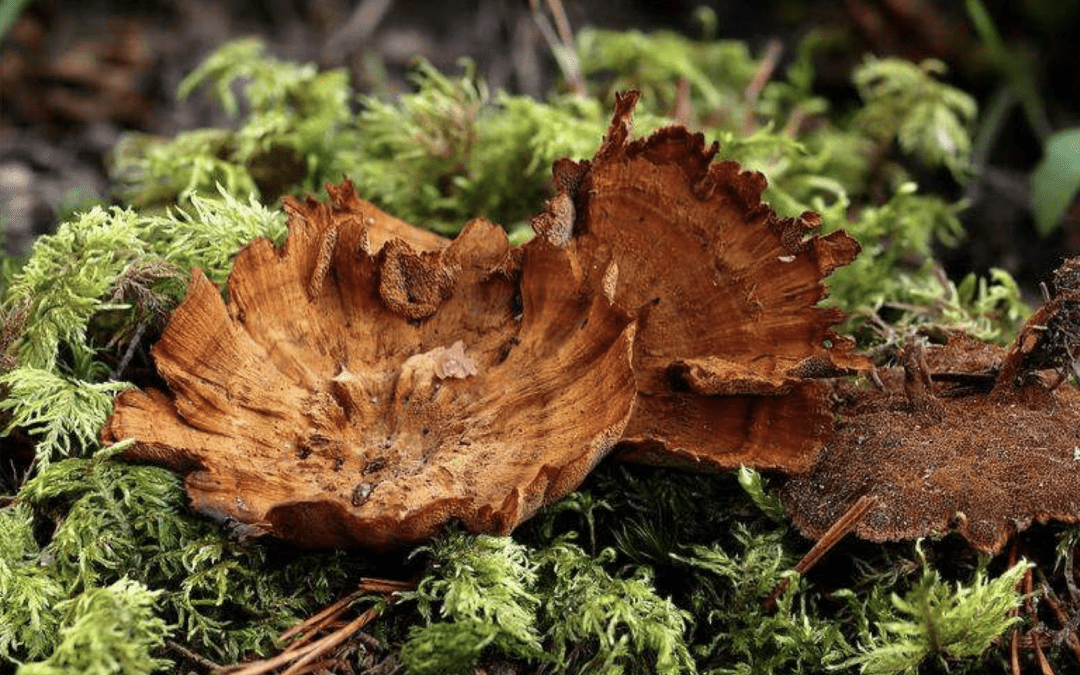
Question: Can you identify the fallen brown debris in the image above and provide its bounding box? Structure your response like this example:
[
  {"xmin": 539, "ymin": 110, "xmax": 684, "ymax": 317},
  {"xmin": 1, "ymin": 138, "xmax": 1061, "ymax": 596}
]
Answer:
[{"xmin": 782, "ymin": 278, "xmax": 1080, "ymax": 554}]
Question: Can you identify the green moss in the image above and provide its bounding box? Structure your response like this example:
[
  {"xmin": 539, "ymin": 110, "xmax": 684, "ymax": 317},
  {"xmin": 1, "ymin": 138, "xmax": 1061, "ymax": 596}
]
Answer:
[
  {"xmin": 843, "ymin": 545, "xmax": 1027, "ymax": 674},
  {"xmin": 112, "ymin": 39, "xmax": 357, "ymax": 208},
  {"xmin": 401, "ymin": 531, "xmax": 693, "ymax": 674},
  {"xmin": 0, "ymin": 504, "xmax": 66, "ymax": 661},
  {"xmin": 853, "ymin": 57, "xmax": 977, "ymax": 179},
  {"xmin": 16, "ymin": 578, "xmax": 170, "ymax": 675}
]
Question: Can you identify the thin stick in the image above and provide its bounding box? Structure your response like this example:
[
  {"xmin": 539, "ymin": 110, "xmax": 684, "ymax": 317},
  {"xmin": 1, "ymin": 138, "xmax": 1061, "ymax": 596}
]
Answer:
[
  {"xmin": 1008, "ymin": 540, "xmax": 1023, "ymax": 675},
  {"xmin": 1024, "ymin": 564, "xmax": 1055, "ymax": 675},
  {"xmin": 280, "ymin": 577, "xmax": 413, "ymax": 645},
  {"xmin": 743, "ymin": 39, "xmax": 783, "ymax": 135},
  {"xmin": 1032, "ymin": 631, "xmax": 1055, "ymax": 675},
  {"xmin": 764, "ymin": 495, "xmax": 877, "ymax": 611},
  {"xmin": 110, "ymin": 322, "xmax": 145, "ymax": 381},
  {"xmin": 671, "ymin": 76, "xmax": 692, "ymax": 126},
  {"xmin": 221, "ymin": 578, "xmax": 414, "ymax": 675},
  {"xmin": 544, "ymin": 0, "xmax": 574, "ymax": 50},
  {"xmin": 1040, "ymin": 581, "xmax": 1080, "ymax": 666},
  {"xmin": 280, "ymin": 607, "xmax": 383, "ymax": 675},
  {"xmin": 279, "ymin": 589, "xmax": 365, "ymax": 644},
  {"xmin": 795, "ymin": 495, "xmax": 877, "ymax": 574},
  {"xmin": 322, "ymin": 0, "xmax": 396, "ymax": 62},
  {"xmin": 528, "ymin": 0, "xmax": 587, "ymax": 96},
  {"xmin": 166, "ymin": 639, "xmax": 222, "ymax": 670},
  {"xmin": 1010, "ymin": 627, "xmax": 1021, "ymax": 675}
]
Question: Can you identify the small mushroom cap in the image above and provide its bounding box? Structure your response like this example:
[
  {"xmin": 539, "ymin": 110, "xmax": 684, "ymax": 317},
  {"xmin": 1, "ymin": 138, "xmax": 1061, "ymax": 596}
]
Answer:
[
  {"xmin": 104, "ymin": 183, "xmax": 637, "ymax": 550},
  {"xmin": 532, "ymin": 90, "xmax": 868, "ymax": 472}
]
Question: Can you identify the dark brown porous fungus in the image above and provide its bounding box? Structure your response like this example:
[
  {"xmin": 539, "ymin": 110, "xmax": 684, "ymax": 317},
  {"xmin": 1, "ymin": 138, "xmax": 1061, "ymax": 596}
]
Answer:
[
  {"xmin": 531, "ymin": 90, "xmax": 868, "ymax": 472},
  {"xmin": 781, "ymin": 262, "xmax": 1080, "ymax": 554},
  {"xmin": 103, "ymin": 182, "xmax": 638, "ymax": 550}
]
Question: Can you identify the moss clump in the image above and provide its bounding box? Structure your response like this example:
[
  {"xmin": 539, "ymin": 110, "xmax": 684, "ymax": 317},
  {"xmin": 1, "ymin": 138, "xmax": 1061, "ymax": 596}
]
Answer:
[
  {"xmin": 400, "ymin": 532, "xmax": 693, "ymax": 675},
  {"xmin": 843, "ymin": 544, "xmax": 1028, "ymax": 674}
]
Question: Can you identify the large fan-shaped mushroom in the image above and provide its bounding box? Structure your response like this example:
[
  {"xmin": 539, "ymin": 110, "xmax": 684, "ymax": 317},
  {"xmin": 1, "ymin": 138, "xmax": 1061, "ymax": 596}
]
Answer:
[
  {"xmin": 531, "ymin": 91, "xmax": 867, "ymax": 472},
  {"xmin": 104, "ymin": 185, "xmax": 637, "ymax": 550}
]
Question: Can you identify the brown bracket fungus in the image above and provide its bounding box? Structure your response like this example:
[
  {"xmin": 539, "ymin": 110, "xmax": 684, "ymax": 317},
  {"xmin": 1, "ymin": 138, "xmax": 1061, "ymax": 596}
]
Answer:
[
  {"xmin": 103, "ymin": 182, "xmax": 637, "ymax": 550},
  {"xmin": 781, "ymin": 261, "xmax": 1080, "ymax": 554},
  {"xmin": 531, "ymin": 90, "xmax": 869, "ymax": 472}
]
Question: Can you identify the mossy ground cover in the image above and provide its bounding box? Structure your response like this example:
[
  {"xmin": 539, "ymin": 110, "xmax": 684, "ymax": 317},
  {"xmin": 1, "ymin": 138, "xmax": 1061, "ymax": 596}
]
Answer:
[{"xmin": 0, "ymin": 9, "xmax": 1073, "ymax": 673}]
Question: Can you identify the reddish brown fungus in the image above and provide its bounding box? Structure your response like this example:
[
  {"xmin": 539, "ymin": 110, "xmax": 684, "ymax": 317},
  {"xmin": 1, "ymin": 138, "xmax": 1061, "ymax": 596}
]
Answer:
[
  {"xmin": 782, "ymin": 268, "xmax": 1080, "ymax": 554},
  {"xmin": 531, "ymin": 90, "xmax": 868, "ymax": 472},
  {"xmin": 103, "ymin": 91, "xmax": 882, "ymax": 550},
  {"xmin": 104, "ymin": 183, "xmax": 637, "ymax": 550}
]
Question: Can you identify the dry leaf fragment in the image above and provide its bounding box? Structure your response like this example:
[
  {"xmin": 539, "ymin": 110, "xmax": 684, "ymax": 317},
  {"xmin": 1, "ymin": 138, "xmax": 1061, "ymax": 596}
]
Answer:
[
  {"xmin": 104, "ymin": 183, "xmax": 637, "ymax": 550},
  {"xmin": 782, "ymin": 267, "xmax": 1080, "ymax": 554},
  {"xmin": 532, "ymin": 90, "xmax": 868, "ymax": 472}
]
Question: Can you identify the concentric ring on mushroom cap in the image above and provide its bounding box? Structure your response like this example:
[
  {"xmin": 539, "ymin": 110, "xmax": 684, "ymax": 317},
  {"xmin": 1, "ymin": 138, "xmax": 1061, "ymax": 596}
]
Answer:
[{"xmin": 104, "ymin": 183, "xmax": 638, "ymax": 550}]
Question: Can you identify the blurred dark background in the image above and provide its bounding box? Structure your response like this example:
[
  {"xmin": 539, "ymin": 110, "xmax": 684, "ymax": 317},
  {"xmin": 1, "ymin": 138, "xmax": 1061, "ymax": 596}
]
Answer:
[{"xmin": 2, "ymin": 0, "xmax": 1078, "ymax": 294}]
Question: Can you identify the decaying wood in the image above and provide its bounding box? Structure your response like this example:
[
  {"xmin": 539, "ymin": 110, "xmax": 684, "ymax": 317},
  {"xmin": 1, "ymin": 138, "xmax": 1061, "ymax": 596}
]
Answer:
[
  {"xmin": 781, "ymin": 274, "xmax": 1080, "ymax": 554},
  {"xmin": 104, "ymin": 186, "xmax": 637, "ymax": 550},
  {"xmin": 531, "ymin": 90, "xmax": 868, "ymax": 472}
]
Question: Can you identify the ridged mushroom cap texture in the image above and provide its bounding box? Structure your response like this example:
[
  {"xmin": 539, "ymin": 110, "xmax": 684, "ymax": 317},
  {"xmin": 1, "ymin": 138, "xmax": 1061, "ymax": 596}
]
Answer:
[
  {"xmin": 531, "ymin": 91, "xmax": 867, "ymax": 472},
  {"xmin": 104, "ymin": 92, "xmax": 868, "ymax": 549},
  {"xmin": 104, "ymin": 185, "xmax": 638, "ymax": 550}
]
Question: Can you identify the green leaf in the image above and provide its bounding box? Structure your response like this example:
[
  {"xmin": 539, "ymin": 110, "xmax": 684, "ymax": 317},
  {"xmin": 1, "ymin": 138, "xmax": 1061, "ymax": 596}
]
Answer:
[{"xmin": 1030, "ymin": 128, "xmax": 1080, "ymax": 236}]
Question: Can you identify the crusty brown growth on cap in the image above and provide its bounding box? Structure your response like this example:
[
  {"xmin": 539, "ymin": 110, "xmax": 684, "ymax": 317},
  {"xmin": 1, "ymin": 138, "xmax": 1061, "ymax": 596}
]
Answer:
[
  {"xmin": 781, "ymin": 319, "xmax": 1080, "ymax": 555},
  {"xmin": 532, "ymin": 90, "xmax": 867, "ymax": 472},
  {"xmin": 104, "ymin": 182, "xmax": 637, "ymax": 550}
]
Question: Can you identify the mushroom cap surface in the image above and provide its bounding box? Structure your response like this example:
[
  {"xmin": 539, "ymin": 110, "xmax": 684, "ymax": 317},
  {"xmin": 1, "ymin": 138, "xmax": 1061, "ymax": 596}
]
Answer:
[{"xmin": 104, "ymin": 184, "xmax": 637, "ymax": 550}]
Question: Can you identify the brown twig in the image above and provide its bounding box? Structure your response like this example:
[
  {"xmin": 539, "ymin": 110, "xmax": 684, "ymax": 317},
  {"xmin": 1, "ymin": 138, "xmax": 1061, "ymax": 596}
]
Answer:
[
  {"xmin": 1008, "ymin": 539, "xmax": 1022, "ymax": 675},
  {"xmin": 221, "ymin": 577, "xmax": 414, "ymax": 675},
  {"xmin": 764, "ymin": 495, "xmax": 877, "ymax": 611},
  {"xmin": 166, "ymin": 639, "xmax": 222, "ymax": 671},
  {"xmin": 528, "ymin": 0, "xmax": 587, "ymax": 96},
  {"xmin": 742, "ymin": 39, "xmax": 783, "ymax": 135},
  {"xmin": 671, "ymin": 76, "xmax": 692, "ymax": 127},
  {"xmin": 1039, "ymin": 580, "xmax": 1080, "ymax": 667}
]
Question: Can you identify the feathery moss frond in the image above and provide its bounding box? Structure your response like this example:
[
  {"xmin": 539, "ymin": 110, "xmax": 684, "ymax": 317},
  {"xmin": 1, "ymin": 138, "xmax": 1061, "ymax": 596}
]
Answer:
[
  {"xmin": 3, "ymin": 207, "xmax": 145, "ymax": 373},
  {"xmin": 403, "ymin": 531, "xmax": 545, "ymax": 665},
  {"xmin": 0, "ymin": 369, "xmax": 131, "ymax": 467},
  {"xmin": 0, "ymin": 504, "xmax": 66, "ymax": 661},
  {"xmin": 16, "ymin": 578, "xmax": 170, "ymax": 675},
  {"xmin": 112, "ymin": 38, "xmax": 356, "ymax": 208},
  {"xmin": 538, "ymin": 542, "xmax": 695, "ymax": 674},
  {"xmin": 673, "ymin": 524, "xmax": 853, "ymax": 674},
  {"xmin": 845, "ymin": 543, "xmax": 1027, "ymax": 674},
  {"xmin": 854, "ymin": 57, "xmax": 977, "ymax": 177}
]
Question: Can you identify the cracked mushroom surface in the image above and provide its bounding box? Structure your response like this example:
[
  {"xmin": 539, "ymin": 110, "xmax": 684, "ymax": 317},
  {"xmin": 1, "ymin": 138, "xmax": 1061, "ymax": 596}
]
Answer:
[
  {"xmin": 531, "ymin": 91, "xmax": 868, "ymax": 472},
  {"xmin": 104, "ymin": 183, "xmax": 637, "ymax": 550}
]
